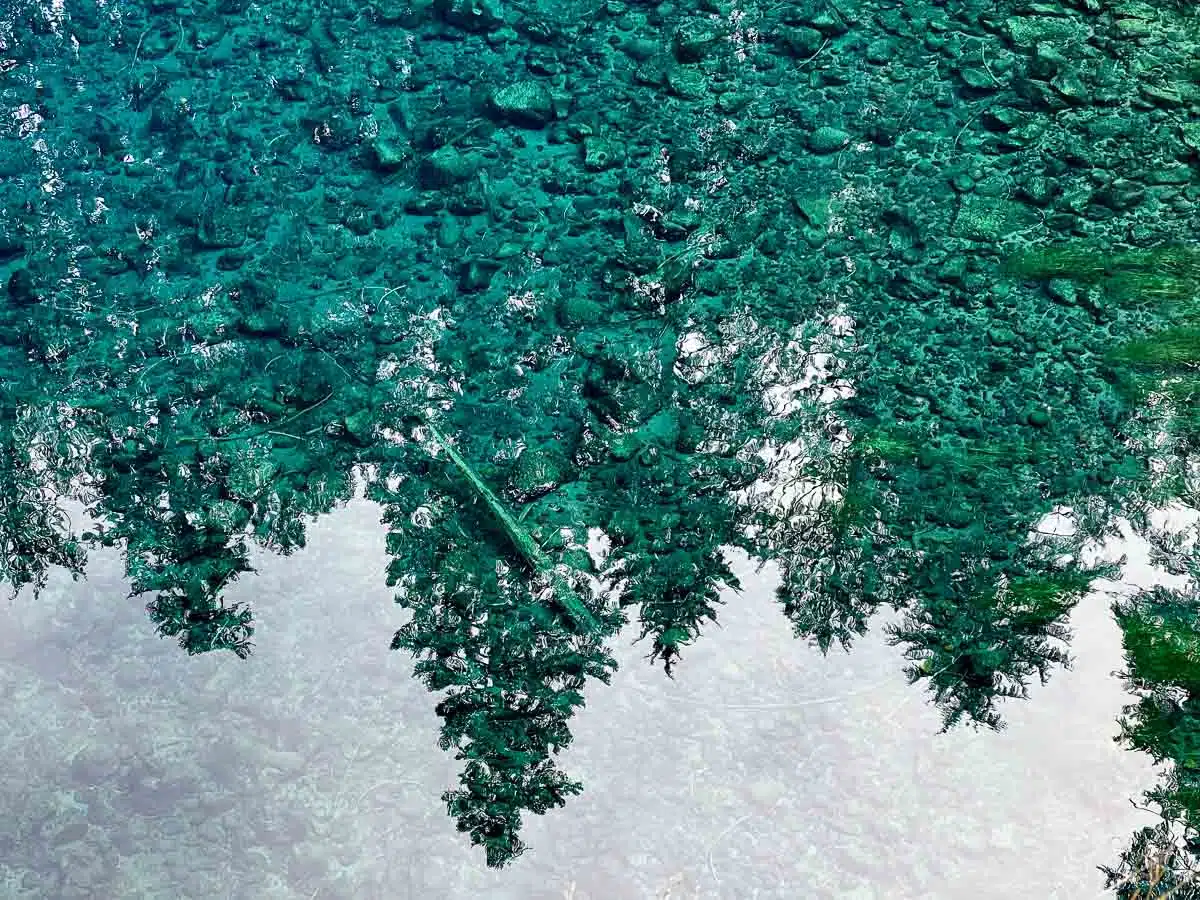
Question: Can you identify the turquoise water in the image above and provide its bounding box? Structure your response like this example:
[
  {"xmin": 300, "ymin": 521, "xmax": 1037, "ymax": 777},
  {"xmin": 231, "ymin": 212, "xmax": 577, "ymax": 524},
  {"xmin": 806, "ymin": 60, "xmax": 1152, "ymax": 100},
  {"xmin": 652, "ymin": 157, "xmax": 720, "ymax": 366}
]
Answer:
[{"xmin": 3, "ymin": 0, "xmax": 1200, "ymax": 893}]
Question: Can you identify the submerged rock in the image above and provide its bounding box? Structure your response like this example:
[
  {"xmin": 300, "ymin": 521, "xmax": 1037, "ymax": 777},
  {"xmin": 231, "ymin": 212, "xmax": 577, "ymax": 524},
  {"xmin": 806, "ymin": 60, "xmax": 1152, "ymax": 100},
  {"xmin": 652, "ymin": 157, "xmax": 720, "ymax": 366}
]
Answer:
[{"xmin": 487, "ymin": 81, "xmax": 556, "ymax": 129}]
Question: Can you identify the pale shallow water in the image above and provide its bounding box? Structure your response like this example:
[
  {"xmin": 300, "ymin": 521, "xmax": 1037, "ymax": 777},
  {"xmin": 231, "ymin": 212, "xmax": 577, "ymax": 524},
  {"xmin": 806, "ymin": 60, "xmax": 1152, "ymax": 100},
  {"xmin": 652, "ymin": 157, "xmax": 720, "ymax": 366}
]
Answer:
[{"xmin": 0, "ymin": 496, "xmax": 1172, "ymax": 898}]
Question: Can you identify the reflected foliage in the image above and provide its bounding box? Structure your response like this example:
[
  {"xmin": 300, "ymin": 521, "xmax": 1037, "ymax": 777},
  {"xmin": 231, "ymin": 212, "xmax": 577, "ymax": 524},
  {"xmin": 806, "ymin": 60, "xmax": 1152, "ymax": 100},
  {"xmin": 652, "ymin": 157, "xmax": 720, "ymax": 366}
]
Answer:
[
  {"xmin": 1011, "ymin": 241, "xmax": 1200, "ymax": 891},
  {"xmin": 6, "ymin": 227, "xmax": 1189, "ymax": 871},
  {"xmin": 1104, "ymin": 585, "xmax": 1200, "ymax": 899},
  {"xmin": 3, "ymin": 0, "xmax": 1200, "ymax": 884}
]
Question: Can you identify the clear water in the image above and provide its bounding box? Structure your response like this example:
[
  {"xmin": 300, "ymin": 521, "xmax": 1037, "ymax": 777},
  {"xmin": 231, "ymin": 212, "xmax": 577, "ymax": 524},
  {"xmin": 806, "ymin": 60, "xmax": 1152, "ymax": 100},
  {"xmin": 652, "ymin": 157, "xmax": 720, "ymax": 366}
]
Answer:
[{"xmin": 2, "ymin": 0, "xmax": 1199, "ymax": 895}]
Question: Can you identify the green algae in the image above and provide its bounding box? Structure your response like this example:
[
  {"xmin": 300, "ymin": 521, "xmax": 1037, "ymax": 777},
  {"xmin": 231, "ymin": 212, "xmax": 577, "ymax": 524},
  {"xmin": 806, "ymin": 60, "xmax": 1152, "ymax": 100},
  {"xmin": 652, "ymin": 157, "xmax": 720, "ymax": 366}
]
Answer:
[{"xmin": 1110, "ymin": 327, "xmax": 1200, "ymax": 370}]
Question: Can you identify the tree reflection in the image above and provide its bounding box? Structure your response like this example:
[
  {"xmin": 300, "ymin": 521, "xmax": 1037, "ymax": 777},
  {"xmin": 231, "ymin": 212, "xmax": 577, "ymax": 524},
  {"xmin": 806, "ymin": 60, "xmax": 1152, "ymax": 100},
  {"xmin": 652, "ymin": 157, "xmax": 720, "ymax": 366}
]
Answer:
[
  {"xmin": 2, "ymin": 0, "xmax": 1199, "ymax": 883},
  {"xmin": 4, "ymin": 233, "xmax": 1186, "ymax": 869}
]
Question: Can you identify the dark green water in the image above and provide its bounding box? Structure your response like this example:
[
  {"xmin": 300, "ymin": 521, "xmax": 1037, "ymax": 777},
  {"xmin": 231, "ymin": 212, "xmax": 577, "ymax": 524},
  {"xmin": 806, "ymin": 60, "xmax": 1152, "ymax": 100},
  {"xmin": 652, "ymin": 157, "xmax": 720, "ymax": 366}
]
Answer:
[{"xmin": 3, "ymin": 0, "xmax": 1200, "ymax": 893}]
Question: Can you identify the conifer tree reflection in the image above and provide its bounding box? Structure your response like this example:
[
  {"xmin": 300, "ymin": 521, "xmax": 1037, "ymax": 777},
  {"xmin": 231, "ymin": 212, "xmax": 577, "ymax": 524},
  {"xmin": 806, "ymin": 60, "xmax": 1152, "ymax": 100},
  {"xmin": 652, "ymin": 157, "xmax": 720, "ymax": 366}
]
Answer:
[
  {"xmin": 4, "ymin": 243, "xmax": 1181, "ymax": 869},
  {"xmin": 370, "ymin": 454, "xmax": 622, "ymax": 867},
  {"xmin": 1103, "ymin": 584, "xmax": 1200, "ymax": 898},
  {"xmin": 0, "ymin": 407, "xmax": 87, "ymax": 599}
]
